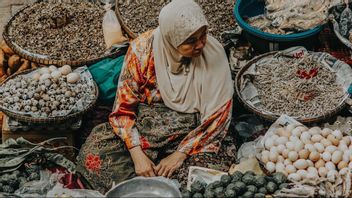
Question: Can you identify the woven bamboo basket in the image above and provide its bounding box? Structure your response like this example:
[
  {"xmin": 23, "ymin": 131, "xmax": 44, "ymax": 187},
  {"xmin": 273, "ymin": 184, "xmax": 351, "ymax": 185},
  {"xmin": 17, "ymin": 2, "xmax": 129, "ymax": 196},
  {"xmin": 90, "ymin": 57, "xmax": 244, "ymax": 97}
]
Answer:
[
  {"xmin": 0, "ymin": 69, "xmax": 99, "ymax": 124},
  {"xmin": 235, "ymin": 52, "xmax": 348, "ymax": 124},
  {"xmin": 115, "ymin": 0, "xmax": 138, "ymax": 39},
  {"xmin": 2, "ymin": 1, "xmax": 121, "ymax": 67}
]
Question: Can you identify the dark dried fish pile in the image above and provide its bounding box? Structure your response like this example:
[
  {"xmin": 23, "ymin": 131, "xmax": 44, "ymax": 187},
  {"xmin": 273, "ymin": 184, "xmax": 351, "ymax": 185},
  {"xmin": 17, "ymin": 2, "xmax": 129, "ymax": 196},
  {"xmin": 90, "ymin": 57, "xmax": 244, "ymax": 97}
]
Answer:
[
  {"xmin": 8, "ymin": 1, "xmax": 105, "ymax": 61},
  {"xmin": 117, "ymin": 0, "xmax": 236, "ymax": 41},
  {"xmin": 247, "ymin": 0, "xmax": 331, "ymax": 34},
  {"xmin": 253, "ymin": 54, "xmax": 345, "ymax": 118}
]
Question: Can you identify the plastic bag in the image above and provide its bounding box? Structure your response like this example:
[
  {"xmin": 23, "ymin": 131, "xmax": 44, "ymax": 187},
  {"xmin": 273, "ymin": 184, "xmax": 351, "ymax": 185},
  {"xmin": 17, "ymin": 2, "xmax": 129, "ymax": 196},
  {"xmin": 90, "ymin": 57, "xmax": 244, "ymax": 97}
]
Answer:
[
  {"xmin": 103, "ymin": 4, "xmax": 127, "ymax": 49},
  {"xmin": 47, "ymin": 182, "xmax": 104, "ymax": 198}
]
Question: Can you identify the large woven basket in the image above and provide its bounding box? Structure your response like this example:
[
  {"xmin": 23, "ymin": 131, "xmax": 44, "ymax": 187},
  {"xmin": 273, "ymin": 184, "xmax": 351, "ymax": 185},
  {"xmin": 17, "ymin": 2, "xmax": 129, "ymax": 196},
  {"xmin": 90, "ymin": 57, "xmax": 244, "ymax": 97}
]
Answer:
[
  {"xmin": 2, "ymin": 1, "xmax": 122, "ymax": 67},
  {"xmin": 235, "ymin": 52, "xmax": 348, "ymax": 124},
  {"xmin": 115, "ymin": 0, "xmax": 138, "ymax": 39},
  {"xmin": 0, "ymin": 69, "xmax": 99, "ymax": 124}
]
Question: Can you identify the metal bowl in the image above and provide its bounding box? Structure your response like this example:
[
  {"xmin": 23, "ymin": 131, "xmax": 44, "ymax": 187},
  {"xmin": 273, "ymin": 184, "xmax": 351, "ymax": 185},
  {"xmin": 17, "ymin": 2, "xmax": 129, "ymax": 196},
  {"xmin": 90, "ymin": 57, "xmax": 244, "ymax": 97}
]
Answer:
[{"xmin": 106, "ymin": 177, "xmax": 182, "ymax": 198}]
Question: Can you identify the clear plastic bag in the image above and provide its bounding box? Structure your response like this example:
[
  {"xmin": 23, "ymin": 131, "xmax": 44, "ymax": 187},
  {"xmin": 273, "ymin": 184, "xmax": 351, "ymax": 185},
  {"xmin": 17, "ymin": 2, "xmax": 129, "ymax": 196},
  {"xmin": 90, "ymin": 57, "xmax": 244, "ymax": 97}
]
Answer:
[{"xmin": 103, "ymin": 3, "xmax": 127, "ymax": 49}]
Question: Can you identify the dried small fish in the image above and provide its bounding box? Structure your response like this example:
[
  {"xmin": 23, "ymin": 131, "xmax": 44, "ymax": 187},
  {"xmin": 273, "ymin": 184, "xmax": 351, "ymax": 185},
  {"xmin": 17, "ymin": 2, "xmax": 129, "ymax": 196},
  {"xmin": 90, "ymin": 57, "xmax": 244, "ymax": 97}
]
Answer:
[{"xmin": 8, "ymin": 1, "xmax": 105, "ymax": 61}]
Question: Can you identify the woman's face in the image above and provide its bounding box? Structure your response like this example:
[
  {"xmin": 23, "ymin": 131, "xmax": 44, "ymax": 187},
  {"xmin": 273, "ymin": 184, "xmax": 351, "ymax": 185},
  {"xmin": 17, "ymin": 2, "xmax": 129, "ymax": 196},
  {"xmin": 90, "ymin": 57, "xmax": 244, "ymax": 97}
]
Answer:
[{"xmin": 177, "ymin": 26, "xmax": 207, "ymax": 58}]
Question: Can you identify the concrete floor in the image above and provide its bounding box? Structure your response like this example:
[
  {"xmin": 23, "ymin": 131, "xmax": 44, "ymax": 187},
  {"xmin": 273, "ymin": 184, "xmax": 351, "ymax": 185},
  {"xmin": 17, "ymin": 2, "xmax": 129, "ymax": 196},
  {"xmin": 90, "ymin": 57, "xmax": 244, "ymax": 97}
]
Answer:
[{"xmin": 0, "ymin": 0, "xmax": 36, "ymax": 35}]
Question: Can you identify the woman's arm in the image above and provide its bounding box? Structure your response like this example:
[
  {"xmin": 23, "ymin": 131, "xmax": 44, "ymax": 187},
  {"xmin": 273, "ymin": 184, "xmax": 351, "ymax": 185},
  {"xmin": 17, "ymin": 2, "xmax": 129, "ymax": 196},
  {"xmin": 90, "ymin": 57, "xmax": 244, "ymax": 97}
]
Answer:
[{"xmin": 109, "ymin": 47, "xmax": 155, "ymax": 177}]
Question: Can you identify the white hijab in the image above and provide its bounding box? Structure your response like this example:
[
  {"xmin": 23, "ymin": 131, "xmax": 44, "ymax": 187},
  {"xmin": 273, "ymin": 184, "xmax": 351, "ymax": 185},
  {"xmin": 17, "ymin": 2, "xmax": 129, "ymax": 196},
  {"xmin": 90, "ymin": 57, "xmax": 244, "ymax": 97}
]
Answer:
[{"xmin": 153, "ymin": 0, "xmax": 233, "ymax": 122}]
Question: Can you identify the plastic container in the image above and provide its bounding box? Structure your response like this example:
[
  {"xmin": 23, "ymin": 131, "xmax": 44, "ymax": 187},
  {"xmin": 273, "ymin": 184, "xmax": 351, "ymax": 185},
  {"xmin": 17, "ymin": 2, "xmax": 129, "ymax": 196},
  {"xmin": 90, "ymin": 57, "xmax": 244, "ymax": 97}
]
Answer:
[{"xmin": 233, "ymin": 0, "xmax": 324, "ymax": 53}]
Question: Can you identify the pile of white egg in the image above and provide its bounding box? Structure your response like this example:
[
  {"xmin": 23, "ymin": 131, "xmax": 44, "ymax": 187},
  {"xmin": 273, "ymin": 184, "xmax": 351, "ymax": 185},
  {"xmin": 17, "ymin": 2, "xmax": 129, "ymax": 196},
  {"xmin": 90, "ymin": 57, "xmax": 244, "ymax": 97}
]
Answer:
[{"xmin": 261, "ymin": 124, "xmax": 352, "ymax": 183}]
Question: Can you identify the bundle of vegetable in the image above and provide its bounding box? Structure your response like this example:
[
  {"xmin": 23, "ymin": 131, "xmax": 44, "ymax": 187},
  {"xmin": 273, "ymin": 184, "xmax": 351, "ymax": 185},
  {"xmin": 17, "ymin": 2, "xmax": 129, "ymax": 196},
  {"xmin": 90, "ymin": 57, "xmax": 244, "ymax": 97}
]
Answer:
[
  {"xmin": 0, "ymin": 41, "xmax": 38, "ymax": 83},
  {"xmin": 0, "ymin": 137, "xmax": 75, "ymax": 194},
  {"xmin": 260, "ymin": 124, "xmax": 352, "ymax": 183},
  {"xmin": 182, "ymin": 171, "xmax": 289, "ymax": 198}
]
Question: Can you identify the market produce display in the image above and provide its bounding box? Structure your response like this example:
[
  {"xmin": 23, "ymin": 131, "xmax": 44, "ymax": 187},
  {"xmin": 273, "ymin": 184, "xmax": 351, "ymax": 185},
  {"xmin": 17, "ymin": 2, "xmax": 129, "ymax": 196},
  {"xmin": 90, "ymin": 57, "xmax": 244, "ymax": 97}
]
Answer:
[
  {"xmin": 182, "ymin": 171, "xmax": 289, "ymax": 198},
  {"xmin": 0, "ymin": 65, "xmax": 96, "ymax": 118},
  {"xmin": 6, "ymin": 1, "xmax": 105, "ymax": 61},
  {"xmin": 261, "ymin": 124, "xmax": 352, "ymax": 183},
  {"xmin": 117, "ymin": 0, "xmax": 236, "ymax": 41},
  {"xmin": 247, "ymin": 0, "xmax": 330, "ymax": 34},
  {"xmin": 0, "ymin": 41, "xmax": 38, "ymax": 83}
]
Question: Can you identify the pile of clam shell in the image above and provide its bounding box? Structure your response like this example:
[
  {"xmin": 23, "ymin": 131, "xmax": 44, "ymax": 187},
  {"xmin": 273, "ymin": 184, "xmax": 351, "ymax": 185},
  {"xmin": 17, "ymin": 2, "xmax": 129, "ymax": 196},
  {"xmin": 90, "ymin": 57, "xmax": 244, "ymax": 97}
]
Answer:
[{"xmin": 0, "ymin": 65, "xmax": 95, "ymax": 118}]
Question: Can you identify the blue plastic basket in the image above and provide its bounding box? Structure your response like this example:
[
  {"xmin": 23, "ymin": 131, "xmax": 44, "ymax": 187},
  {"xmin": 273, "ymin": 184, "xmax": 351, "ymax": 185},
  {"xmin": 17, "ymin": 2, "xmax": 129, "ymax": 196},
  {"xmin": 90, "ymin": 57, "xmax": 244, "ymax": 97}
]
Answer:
[{"xmin": 234, "ymin": 0, "xmax": 324, "ymax": 52}]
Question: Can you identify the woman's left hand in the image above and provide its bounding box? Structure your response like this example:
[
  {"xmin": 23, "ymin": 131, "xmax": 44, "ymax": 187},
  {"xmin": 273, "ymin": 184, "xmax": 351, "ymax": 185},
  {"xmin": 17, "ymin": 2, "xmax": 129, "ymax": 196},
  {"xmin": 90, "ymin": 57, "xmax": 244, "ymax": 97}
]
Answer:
[{"xmin": 155, "ymin": 151, "xmax": 187, "ymax": 178}]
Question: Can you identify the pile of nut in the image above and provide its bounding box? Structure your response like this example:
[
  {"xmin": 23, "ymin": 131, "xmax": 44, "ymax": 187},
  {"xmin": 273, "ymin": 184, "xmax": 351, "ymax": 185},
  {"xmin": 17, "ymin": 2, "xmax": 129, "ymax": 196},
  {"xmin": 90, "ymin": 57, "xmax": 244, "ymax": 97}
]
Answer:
[
  {"xmin": 7, "ymin": 1, "xmax": 105, "ymax": 61},
  {"xmin": 117, "ymin": 0, "xmax": 236, "ymax": 41},
  {"xmin": 0, "ymin": 65, "xmax": 95, "ymax": 118}
]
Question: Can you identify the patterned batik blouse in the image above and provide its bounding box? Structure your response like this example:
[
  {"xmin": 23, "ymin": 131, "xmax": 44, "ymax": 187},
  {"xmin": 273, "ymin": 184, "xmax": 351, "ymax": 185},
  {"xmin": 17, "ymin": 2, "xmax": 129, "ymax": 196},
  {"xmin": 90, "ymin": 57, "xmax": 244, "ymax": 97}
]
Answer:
[{"xmin": 109, "ymin": 30, "xmax": 233, "ymax": 155}]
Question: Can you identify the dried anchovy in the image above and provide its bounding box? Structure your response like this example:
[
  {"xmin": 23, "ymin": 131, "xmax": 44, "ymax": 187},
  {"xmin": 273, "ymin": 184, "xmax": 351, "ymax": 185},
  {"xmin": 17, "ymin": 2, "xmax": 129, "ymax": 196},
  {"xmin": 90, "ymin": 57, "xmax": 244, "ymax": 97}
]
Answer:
[
  {"xmin": 253, "ymin": 54, "xmax": 346, "ymax": 118},
  {"xmin": 117, "ymin": 0, "xmax": 236, "ymax": 41},
  {"xmin": 8, "ymin": 1, "xmax": 105, "ymax": 61}
]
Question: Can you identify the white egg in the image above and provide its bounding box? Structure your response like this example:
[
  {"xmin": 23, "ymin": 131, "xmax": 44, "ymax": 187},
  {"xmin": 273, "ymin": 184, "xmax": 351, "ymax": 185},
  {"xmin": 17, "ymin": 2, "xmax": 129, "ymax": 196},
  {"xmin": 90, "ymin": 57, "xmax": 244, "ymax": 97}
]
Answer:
[
  {"xmin": 342, "ymin": 136, "xmax": 351, "ymax": 146},
  {"xmin": 296, "ymin": 126, "xmax": 308, "ymax": 132},
  {"xmin": 332, "ymin": 130, "xmax": 343, "ymax": 140},
  {"xmin": 297, "ymin": 170, "xmax": 308, "ymax": 179},
  {"xmin": 286, "ymin": 142, "xmax": 295, "ymax": 151},
  {"xmin": 39, "ymin": 67, "xmax": 50, "ymax": 74},
  {"xmin": 338, "ymin": 143, "xmax": 348, "ymax": 151},
  {"xmin": 48, "ymin": 65, "xmax": 57, "ymax": 72},
  {"xmin": 291, "ymin": 127, "xmax": 302, "ymax": 137},
  {"xmin": 344, "ymin": 150, "xmax": 352, "ymax": 162},
  {"xmin": 277, "ymin": 155, "xmax": 285, "ymax": 163},
  {"xmin": 288, "ymin": 151, "xmax": 298, "ymax": 162},
  {"xmin": 282, "ymin": 149, "xmax": 289, "ymax": 158},
  {"xmin": 294, "ymin": 140, "xmax": 305, "ymax": 152},
  {"xmin": 266, "ymin": 162, "xmax": 276, "ymax": 173},
  {"xmin": 51, "ymin": 70, "xmax": 62, "ymax": 80},
  {"xmin": 322, "ymin": 128, "xmax": 333, "ymax": 137},
  {"xmin": 314, "ymin": 143, "xmax": 325, "ymax": 153},
  {"xmin": 289, "ymin": 136, "xmax": 300, "ymax": 142},
  {"xmin": 39, "ymin": 73, "xmax": 51, "ymax": 81},
  {"xmin": 265, "ymin": 138, "xmax": 275, "ymax": 150},
  {"xmin": 322, "ymin": 152, "xmax": 332, "ymax": 162},
  {"xmin": 339, "ymin": 168, "xmax": 349, "ymax": 176},
  {"xmin": 327, "ymin": 170, "xmax": 338, "ymax": 182},
  {"xmin": 300, "ymin": 132, "xmax": 312, "ymax": 143},
  {"xmin": 311, "ymin": 134, "xmax": 323, "ymax": 143},
  {"xmin": 284, "ymin": 159, "xmax": 292, "ymax": 166},
  {"xmin": 325, "ymin": 145, "xmax": 337, "ymax": 154},
  {"xmin": 307, "ymin": 167, "xmax": 318, "ymax": 176},
  {"xmin": 331, "ymin": 150, "xmax": 343, "ymax": 164},
  {"xmin": 325, "ymin": 161, "xmax": 336, "ymax": 171},
  {"xmin": 67, "ymin": 73, "xmax": 81, "ymax": 84},
  {"xmin": 277, "ymin": 145, "xmax": 286, "ymax": 154},
  {"xmin": 59, "ymin": 65, "xmax": 72, "ymax": 75},
  {"xmin": 305, "ymin": 144, "xmax": 316, "ymax": 152},
  {"xmin": 285, "ymin": 124, "xmax": 296, "ymax": 133},
  {"xmin": 306, "ymin": 173, "xmax": 318, "ymax": 180},
  {"xmin": 272, "ymin": 135, "xmax": 280, "ymax": 140},
  {"xmin": 269, "ymin": 151, "xmax": 278, "ymax": 163},
  {"xmin": 349, "ymin": 161, "xmax": 352, "ymax": 169},
  {"xmin": 275, "ymin": 137, "xmax": 289, "ymax": 146},
  {"xmin": 270, "ymin": 147, "xmax": 278, "ymax": 154},
  {"xmin": 320, "ymin": 139, "xmax": 332, "ymax": 147},
  {"xmin": 294, "ymin": 159, "xmax": 308, "ymax": 170},
  {"xmin": 288, "ymin": 173, "xmax": 301, "ymax": 182},
  {"xmin": 318, "ymin": 167, "xmax": 328, "ymax": 177},
  {"xmin": 276, "ymin": 162, "xmax": 285, "ymax": 173},
  {"xmin": 33, "ymin": 73, "xmax": 41, "ymax": 81},
  {"xmin": 277, "ymin": 128, "xmax": 291, "ymax": 138},
  {"xmin": 285, "ymin": 165, "xmax": 297, "ymax": 174},
  {"xmin": 306, "ymin": 160, "xmax": 314, "ymax": 168},
  {"xmin": 308, "ymin": 127, "xmax": 321, "ymax": 135},
  {"xmin": 261, "ymin": 150, "xmax": 270, "ymax": 164}
]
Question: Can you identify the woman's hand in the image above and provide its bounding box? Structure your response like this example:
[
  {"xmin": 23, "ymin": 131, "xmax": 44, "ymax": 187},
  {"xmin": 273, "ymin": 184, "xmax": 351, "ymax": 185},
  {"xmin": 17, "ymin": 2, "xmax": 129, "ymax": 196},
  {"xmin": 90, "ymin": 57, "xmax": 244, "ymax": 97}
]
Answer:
[
  {"xmin": 155, "ymin": 151, "xmax": 187, "ymax": 178},
  {"xmin": 129, "ymin": 146, "xmax": 156, "ymax": 177}
]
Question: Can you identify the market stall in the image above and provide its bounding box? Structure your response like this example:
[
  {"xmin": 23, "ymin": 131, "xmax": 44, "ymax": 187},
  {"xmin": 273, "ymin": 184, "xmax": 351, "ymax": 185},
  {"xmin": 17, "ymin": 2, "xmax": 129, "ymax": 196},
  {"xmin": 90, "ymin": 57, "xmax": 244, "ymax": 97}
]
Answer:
[{"xmin": 0, "ymin": 0, "xmax": 352, "ymax": 197}]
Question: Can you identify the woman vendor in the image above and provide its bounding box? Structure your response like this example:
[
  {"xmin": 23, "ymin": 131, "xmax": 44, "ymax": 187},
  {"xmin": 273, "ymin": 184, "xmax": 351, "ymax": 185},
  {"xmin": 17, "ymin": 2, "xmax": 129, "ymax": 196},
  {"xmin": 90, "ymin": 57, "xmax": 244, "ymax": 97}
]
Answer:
[{"xmin": 77, "ymin": 0, "xmax": 234, "ymax": 193}]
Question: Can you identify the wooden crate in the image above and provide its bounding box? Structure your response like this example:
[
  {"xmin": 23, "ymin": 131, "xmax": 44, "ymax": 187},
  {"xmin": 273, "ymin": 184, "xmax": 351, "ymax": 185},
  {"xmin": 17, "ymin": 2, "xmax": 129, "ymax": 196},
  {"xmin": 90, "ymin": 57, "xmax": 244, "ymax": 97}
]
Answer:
[{"xmin": 2, "ymin": 115, "xmax": 77, "ymax": 160}]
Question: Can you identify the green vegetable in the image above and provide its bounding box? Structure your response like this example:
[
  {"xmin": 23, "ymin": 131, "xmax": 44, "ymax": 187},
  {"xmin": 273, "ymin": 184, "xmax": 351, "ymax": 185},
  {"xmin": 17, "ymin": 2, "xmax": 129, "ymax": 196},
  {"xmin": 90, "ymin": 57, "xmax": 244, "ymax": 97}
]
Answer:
[
  {"xmin": 272, "ymin": 172, "xmax": 287, "ymax": 185},
  {"xmin": 214, "ymin": 187, "xmax": 224, "ymax": 198},
  {"xmin": 2, "ymin": 185, "xmax": 14, "ymax": 193},
  {"xmin": 231, "ymin": 171, "xmax": 243, "ymax": 182},
  {"xmin": 233, "ymin": 181, "xmax": 247, "ymax": 194},
  {"xmin": 212, "ymin": 181, "xmax": 222, "ymax": 188},
  {"xmin": 258, "ymin": 187, "xmax": 267, "ymax": 194},
  {"xmin": 224, "ymin": 188, "xmax": 236, "ymax": 198},
  {"xmin": 226, "ymin": 183, "xmax": 236, "ymax": 191},
  {"xmin": 254, "ymin": 176, "xmax": 266, "ymax": 187},
  {"xmin": 242, "ymin": 174, "xmax": 255, "ymax": 185},
  {"xmin": 242, "ymin": 191, "xmax": 254, "ymax": 198},
  {"xmin": 254, "ymin": 193, "xmax": 266, "ymax": 198},
  {"xmin": 182, "ymin": 190, "xmax": 192, "ymax": 198},
  {"xmin": 204, "ymin": 190, "xmax": 215, "ymax": 198},
  {"xmin": 191, "ymin": 181, "xmax": 206, "ymax": 194},
  {"xmin": 220, "ymin": 175, "xmax": 232, "ymax": 186},
  {"xmin": 244, "ymin": 171, "xmax": 255, "ymax": 176},
  {"xmin": 279, "ymin": 183, "xmax": 288, "ymax": 189},
  {"xmin": 193, "ymin": 193, "xmax": 203, "ymax": 198},
  {"xmin": 206, "ymin": 183, "xmax": 216, "ymax": 190},
  {"xmin": 265, "ymin": 176, "xmax": 274, "ymax": 183},
  {"xmin": 247, "ymin": 185, "xmax": 258, "ymax": 193},
  {"xmin": 266, "ymin": 181, "xmax": 278, "ymax": 194}
]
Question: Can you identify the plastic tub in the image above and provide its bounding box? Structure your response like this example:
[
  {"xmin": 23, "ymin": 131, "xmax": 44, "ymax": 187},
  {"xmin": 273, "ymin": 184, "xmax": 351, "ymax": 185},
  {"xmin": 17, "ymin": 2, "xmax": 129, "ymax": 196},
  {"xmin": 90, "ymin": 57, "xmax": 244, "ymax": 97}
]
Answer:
[{"xmin": 233, "ymin": 0, "xmax": 324, "ymax": 53}]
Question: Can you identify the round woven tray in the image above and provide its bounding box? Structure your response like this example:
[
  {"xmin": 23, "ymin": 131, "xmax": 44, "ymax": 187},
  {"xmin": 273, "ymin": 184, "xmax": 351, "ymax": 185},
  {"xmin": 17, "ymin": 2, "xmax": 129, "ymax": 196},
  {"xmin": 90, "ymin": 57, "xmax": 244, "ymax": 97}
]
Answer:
[
  {"xmin": 235, "ymin": 52, "xmax": 348, "ymax": 124},
  {"xmin": 0, "ymin": 68, "xmax": 99, "ymax": 124},
  {"xmin": 2, "ymin": 1, "xmax": 120, "ymax": 67},
  {"xmin": 115, "ymin": 0, "xmax": 138, "ymax": 39}
]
